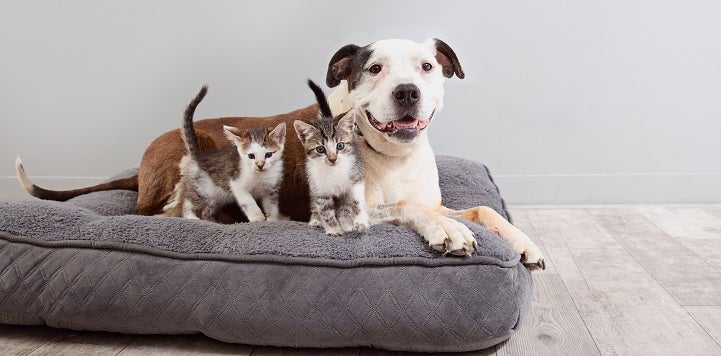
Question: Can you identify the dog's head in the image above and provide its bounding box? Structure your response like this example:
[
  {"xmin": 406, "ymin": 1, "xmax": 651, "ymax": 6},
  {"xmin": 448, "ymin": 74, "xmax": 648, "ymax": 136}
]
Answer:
[{"xmin": 326, "ymin": 38, "xmax": 464, "ymax": 155}]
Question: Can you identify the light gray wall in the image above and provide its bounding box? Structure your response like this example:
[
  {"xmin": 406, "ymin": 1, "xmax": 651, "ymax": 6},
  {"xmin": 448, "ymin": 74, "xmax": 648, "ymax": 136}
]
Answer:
[{"xmin": 2, "ymin": 0, "xmax": 720, "ymax": 204}]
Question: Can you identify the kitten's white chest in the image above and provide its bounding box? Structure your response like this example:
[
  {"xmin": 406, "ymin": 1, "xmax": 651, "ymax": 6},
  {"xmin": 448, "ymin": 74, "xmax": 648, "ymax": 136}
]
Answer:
[
  {"xmin": 231, "ymin": 163, "xmax": 283, "ymax": 198},
  {"xmin": 307, "ymin": 158, "xmax": 354, "ymax": 196}
]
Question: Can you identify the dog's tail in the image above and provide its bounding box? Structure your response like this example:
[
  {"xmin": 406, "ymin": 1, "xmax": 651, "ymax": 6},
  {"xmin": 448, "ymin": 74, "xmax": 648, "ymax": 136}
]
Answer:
[
  {"xmin": 307, "ymin": 79, "xmax": 333, "ymax": 118},
  {"xmin": 15, "ymin": 156, "xmax": 138, "ymax": 201},
  {"xmin": 181, "ymin": 86, "xmax": 209, "ymax": 160}
]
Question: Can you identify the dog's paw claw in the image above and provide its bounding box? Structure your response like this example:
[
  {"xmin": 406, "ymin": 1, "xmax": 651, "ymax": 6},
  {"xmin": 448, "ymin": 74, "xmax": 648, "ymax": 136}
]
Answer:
[
  {"xmin": 538, "ymin": 258, "xmax": 546, "ymax": 270},
  {"xmin": 521, "ymin": 253, "xmax": 546, "ymax": 271},
  {"xmin": 431, "ymin": 238, "xmax": 451, "ymax": 254},
  {"xmin": 448, "ymin": 247, "xmax": 472, "ymax": 257}
]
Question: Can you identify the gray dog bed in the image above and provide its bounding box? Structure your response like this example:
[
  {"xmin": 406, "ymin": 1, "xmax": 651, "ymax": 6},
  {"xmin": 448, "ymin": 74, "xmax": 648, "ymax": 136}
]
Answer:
[{"xmin": 0, "ymin": 156, "xmax": 532, "ymax": 352}]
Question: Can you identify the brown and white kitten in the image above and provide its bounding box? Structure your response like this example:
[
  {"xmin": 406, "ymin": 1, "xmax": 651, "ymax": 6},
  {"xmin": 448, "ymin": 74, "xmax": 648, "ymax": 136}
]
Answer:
[
  {"xmin": 294, "ymin": 80, "xmax": 369, "ymax": 235},
  {"xmin": 174, "ymin": 86, "xmax": 286, "ymax": 222}
]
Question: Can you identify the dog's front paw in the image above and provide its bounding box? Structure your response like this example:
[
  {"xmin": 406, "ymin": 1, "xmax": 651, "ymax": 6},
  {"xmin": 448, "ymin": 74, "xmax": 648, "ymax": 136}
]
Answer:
[
  {"xmin": 520, "ymin": 244, "xmax": 546, "ymax": 271},
  {"xmin": 496, "ymin": 224, "xmax": 546, "ymax": 270},
  {"xmin": 428, "ymin": 216, "xmax": 477, "ymax": 257}
]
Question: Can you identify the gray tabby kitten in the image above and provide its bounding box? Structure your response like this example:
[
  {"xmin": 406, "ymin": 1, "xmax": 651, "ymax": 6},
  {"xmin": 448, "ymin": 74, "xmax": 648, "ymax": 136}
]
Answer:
[
  {"xmin": 293, "ymin": 80, "xmax": 370, "ymax": 235},
  {"xmin": 175, "ymin": 86, "xmax": 286, "ymax": 222}
]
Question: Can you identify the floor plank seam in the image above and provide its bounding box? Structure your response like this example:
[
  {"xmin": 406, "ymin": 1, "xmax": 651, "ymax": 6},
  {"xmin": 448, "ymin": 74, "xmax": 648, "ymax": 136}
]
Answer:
[
  {"xmin": 687, "ymin": 310, "xmax": 721, "ymax": 350},
  {"xmin": 633, "ymin": 207, "xmax": 721, "ymax": 286},
  {"xmin": 546, "ymin": 271, "xmax": 603, "ymax": 355},
  {"xmin": 599, "ymin": 208, "xmax": 686, "ymax": 307},
  {"xmin": 523, "ymin": 209, "xmax": 603, "ymax": 355}
]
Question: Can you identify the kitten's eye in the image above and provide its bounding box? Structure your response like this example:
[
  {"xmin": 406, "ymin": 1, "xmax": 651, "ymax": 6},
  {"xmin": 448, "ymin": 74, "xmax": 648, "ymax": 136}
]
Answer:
[
  {"xmin": 315, "ymin": 146, "xmax": 326, "ymax": 154},
  {"xmin": 265, "ymin": 152, "xmax": 273, "ymax": 158},
  {"xmin": 422, "ymin": 62, "xmax": 433, "ymax": 72},
  {"xmin": 248, "ymin": 153, "xmax": 255, "ymax": 159},
  {"xmin": 368, "ymin": 64, "xmax": 382, "ymax": 75},
  {"xmin": 336, "ymin": 142, "xmax": 345, "ymax": 151}
]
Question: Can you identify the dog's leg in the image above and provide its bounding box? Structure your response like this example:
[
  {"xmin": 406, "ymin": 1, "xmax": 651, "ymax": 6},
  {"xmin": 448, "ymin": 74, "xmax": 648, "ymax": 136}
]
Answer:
[
  {"xmin": 439, "ymin": 206, "xmax": 546, "ymax": 270},
  {"xmin": 371, "ymin": 201, "xmax": 477, "ymax": 256}
]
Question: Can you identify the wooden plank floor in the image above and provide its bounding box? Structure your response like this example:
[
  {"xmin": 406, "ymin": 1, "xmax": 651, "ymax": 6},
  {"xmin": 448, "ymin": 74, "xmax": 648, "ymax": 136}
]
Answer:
[{"xmin": 3, "ymin": 205, "xmax": 721, "ymax": 355}]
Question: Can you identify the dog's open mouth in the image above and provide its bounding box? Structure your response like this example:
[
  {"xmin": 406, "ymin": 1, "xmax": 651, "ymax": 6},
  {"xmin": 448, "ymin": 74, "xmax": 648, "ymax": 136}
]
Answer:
[{"xmin": 366, "ymin": 110, "xmax": 434, "ymax": 133}]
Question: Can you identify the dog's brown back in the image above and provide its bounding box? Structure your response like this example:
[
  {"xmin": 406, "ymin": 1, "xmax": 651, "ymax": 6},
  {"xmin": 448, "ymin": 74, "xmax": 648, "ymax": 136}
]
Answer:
[{"xmin": 138, "ymin": 104, "xmax": 318, "ymax": 221}]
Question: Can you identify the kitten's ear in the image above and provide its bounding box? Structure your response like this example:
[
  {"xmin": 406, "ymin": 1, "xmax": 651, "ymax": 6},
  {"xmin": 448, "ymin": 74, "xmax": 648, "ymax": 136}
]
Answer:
[
  {"xmin": 223, "ymin": 125, "xmax": 248, "ymax": 143},
  {"xmin": 336, "ymin": 111, "xmax": 355, "ymax": 134},
  {"xmin": 269, "ymin": 122, "xmax": 286, "ymax": 146},
  {"xmin": 293, "ymin": 120, "xmax": 317, "ymax": 142}
]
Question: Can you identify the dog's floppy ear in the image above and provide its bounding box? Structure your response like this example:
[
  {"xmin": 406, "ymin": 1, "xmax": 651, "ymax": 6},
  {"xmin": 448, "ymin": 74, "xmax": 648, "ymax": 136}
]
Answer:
[
  {"xmin": 430, "ymin": 38, "xmax": 465, "ymax": 79},
  {"xmin": 326, "ymin": 44, "xmax": 360, "ymax": 88}
]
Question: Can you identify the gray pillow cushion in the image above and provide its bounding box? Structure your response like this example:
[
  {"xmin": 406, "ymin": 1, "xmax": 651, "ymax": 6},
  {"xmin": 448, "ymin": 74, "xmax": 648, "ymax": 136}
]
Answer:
[{"xmin": 0, "ymin": 155, "xmax": 531, "ymax": 353}]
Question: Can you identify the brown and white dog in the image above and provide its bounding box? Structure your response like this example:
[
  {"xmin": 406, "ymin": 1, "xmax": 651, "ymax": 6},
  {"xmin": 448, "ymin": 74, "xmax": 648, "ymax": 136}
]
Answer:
[{"xmin": 16, "ymin": 38, "xmax": 545, "ymax": 269}]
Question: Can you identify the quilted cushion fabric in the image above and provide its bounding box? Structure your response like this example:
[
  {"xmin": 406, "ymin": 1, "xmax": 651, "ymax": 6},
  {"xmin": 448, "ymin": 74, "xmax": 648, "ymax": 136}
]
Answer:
[{"xmin": 0, "ymin": 155, "xmax": 532, "ymax": 352}]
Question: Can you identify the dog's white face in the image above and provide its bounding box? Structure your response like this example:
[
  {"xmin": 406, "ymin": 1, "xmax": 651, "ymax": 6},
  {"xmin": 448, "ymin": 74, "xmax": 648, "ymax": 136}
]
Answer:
[{"xmin": 326, "ymin": 38, "xmax": 464, "ymax": 156}]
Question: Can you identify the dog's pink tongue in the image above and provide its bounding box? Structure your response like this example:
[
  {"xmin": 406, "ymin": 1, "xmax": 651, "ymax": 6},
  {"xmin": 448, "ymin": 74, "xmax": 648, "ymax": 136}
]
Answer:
[
  {"xmin": 417, "ymin": 119, "xmax": 431, "ymax": 129},
  {"xmin": 394, "ymin": 118, "xmax": 418, "ymax": 129}
]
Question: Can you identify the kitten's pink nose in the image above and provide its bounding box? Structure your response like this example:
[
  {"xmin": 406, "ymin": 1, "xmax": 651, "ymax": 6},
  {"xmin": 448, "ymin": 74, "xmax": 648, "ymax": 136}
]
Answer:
[
  {"xmin": 328, "ymin": 156, "xmax": 337, "ymax": 164},
  {"xmin": 256, "ymin": 161, "xmax": 265, "ymax": 170}
]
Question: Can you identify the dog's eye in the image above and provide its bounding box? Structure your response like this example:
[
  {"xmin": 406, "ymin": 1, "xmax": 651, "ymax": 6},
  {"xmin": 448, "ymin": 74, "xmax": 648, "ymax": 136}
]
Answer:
[
  {"xmin": 265, "ymin": 152, "xmax": 273, "ymax": 158},
  {"xmin": 368, "ymin": 64, "xmax": 382, "ymax": 74},
  {"xmin": 248, "ymin": 153, "xmax": 255, "ymax": 159},
  {"xmin": 336, "ymin": 142, "xmax": 345, "ymax": 151},
  {"xmin": 315, "ymin": 146, "xmax": 326, "ymax": 154},
  {"xmin": 422, "ymin": 63, "xmax": 433, "ymax": 72}
]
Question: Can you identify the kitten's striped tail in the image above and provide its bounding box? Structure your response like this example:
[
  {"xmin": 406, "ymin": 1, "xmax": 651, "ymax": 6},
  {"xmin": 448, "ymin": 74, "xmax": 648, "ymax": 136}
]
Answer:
[
  {"xmin": 307, "ymin": 80, "xmax": 333, "ymax": 118},
  {"xmin": 181, "ymin": 86, "xmax": 209, "ymax": 160}
]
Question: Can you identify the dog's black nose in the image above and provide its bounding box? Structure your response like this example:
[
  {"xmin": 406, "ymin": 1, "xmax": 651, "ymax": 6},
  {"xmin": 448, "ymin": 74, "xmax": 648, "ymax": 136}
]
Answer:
[{"xmin": 392, "ymin": 84, "xmax": 420, "ymax": 106}]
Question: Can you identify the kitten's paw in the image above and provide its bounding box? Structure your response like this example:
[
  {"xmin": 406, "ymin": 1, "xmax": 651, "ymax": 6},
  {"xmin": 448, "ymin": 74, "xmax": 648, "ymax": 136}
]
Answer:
[
  {"xmin": 247, "ymin": 213, "xmax": 267, "ymax": 222},
  {"xmin": 353, "ymin": 221, "xmax": 369, "ymax": 233},
  {"xmin": 353, "ymin": 214, "xmax": 370, "ymax": 233},
  {"xmin": 324, "ymin": 226, "xmax": 343, "ymax": 236},
  {"xmin": 308, "ymin": 213, "xmax": 322, "ymax": 228},
  {"xmin": 339, "ymin": 220, "xmax": 355, "ymax": 233}
]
